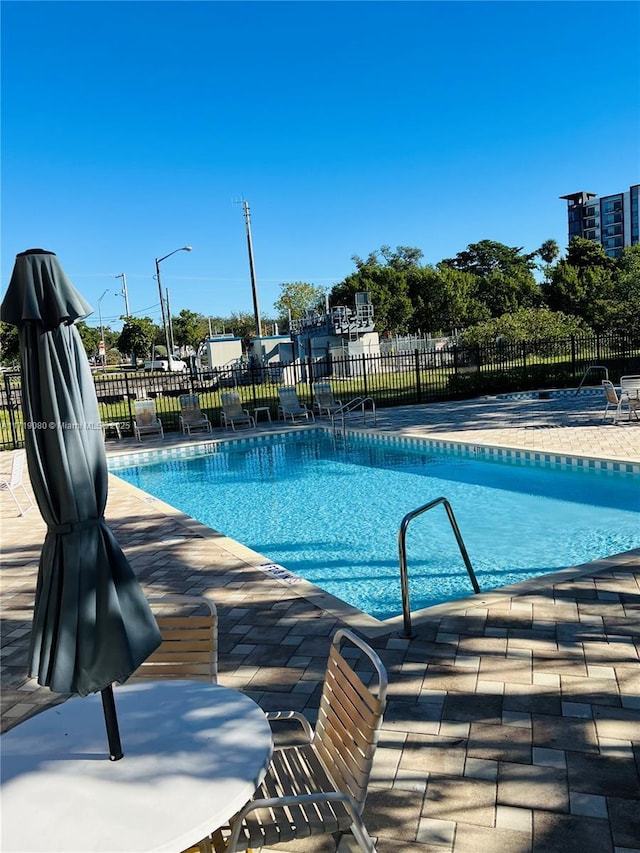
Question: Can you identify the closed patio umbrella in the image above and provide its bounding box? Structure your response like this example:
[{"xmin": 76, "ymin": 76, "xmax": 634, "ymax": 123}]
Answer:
[{"xmin": 0, "ymin": 249, "xmax": 161, "ymax": 759}]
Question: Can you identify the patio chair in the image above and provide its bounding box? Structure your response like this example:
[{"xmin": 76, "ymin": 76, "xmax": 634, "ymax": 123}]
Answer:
[
  {"xmin": 133, "ymin": 399, "xmax": 164, "ymax": 441},
  {"xmin": 210, "ymin": 628, "xmax": 387, "ymax": 853},
  {"xmin": 619, "ymin": 375, "xmax": 640, "ymax": 420},
  {"xmin": 220, "ymin": 392, "xmax": 255, "ymax": 430},
  {"xmin": 125, "ymin": 595, "xmax": 218, "ymax": 683},
  {"xmin": 0, "ymin": 451, "xmax": 34, "ymax": 516},
  {"xmin": 179, "ymin": 394, "xmax": 212, "ymax": 435},
  {"xmin": 278, "ymin": 386, "xmax": 315, "ymax": 423},
  {"xmin": 313, "ymin": 381, "xmax": 343, "ymax": 417},
  {"xmin": 602, "ymin": 380, "xmax": 639, "ymax": 423}
]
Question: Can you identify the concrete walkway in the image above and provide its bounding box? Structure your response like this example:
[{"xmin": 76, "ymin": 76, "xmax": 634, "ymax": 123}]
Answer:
[{"xmin": 1, "ymin": 391, "xmax": 639, "ymax": 853}]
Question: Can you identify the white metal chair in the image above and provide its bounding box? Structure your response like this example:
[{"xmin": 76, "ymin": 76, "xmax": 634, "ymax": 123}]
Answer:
[
  {"xmin": 133, "ymin": 399, "xmax": 164, "ymax": 441},
  {"xmin": 619, "ymin": 376, "xmax": 640, "ymax": 421},
  {"xmin": 125, "ymin": 595, "xmax": 218, "ymax": 683},
  {"xmin": 220, "ymin": 392, "xmax": 256, "ymax": 430},
  {"xmin": 179, "ymin": 395, "xmax": 212, "ymax": 435},
  {"xmin": 602, "ymin": 380, "xmax": 639, "ymax": 423},
  {"xmin": 209, "ymin": 628, "xmax": 387, "ymax": 853},
  {"xmin": 278, "ymin": 386, "xmax": 315, "ymax": 423},
  {"xmin": 0, "ymin": 452, "xmax": 34, "ymax": 516},
  {"xmin": 313, "ymin": 381, "xmax": 343, "ymax": 417}
]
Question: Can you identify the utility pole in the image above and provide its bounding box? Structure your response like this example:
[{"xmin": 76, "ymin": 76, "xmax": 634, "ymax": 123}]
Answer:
[
  {"xmin": 115, "ymin": 272, "xmax": 134, "ymax": 366},
  {"xmin": 97, "ymin": 289, "xmax": 109, "ymax": 372},
  {"xmin": 240, "ymin": 199, "xmax": 262, "ymax": 338},
  {"xmin": 166, "ymin": 288, "xmax": 175, "ymax": 356},
  {"xmin": 115, "ymin": 273, "xmax": 131, "ymax": 318}
]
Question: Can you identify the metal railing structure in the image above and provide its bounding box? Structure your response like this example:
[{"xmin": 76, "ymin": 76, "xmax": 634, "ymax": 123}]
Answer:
[
  {"xmin": 330, "ymin": 397, "xmax": 376, "ymax": 434},
  {"xmin": 398, "ymin": 496, "xmax": 480, "ymax": 639},
  {"xmin": 574, "ymin": 365, "xmax": 608, "ymax": 395},
  {"xmin": 2, "ymin": 332, "xmax": 639, "ymax": 450}
]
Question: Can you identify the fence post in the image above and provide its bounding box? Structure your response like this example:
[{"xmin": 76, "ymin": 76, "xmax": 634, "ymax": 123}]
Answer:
[
  {"xmin": 362, "ymin": 354, "xmax": 368, "ymax": 397},
  {"xmin": 414, "ymin": 349, "xmax": 421, "ymax": 403},
  {"xmin": 124, "ymin": 372, "xmax": 134, "ymax": 433},
  {"xmin": 571, "ymin": 336, "xmax": 576, "ymax": 379},
  {"xmin": 5, "ymin": 372, "xmax": 18, "ymax": 449},
  {"xmin": 522, "ymin": 341, "xmax": 527, "ymax": 385}
]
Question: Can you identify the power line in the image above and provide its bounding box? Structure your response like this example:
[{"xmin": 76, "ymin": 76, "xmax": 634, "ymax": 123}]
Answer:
[{"xmin": 84, "ymin": 303, "xmax": 163, "ymax": 326}]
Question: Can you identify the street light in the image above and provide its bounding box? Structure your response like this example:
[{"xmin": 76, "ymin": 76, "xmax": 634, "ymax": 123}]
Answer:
[{"xmin": 154, "ymin": 246, "xmax": 192, "ymax": 364}]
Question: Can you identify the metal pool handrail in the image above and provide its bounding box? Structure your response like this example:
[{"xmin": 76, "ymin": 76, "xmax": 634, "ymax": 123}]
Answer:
[
  {"xmin": 398, "ymin": 496, "xmax": 480, "ymax": 638},
  {"xmin": 330, "ymin": 397, "xmax": 376, "ymax": 434},
  {"xmin": 575, "ymin": 365, "xmax": 608, "ymax": 395}
]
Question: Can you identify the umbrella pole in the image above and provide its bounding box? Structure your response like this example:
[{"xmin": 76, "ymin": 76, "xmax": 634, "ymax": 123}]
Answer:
[{"xmin": 101, "ymin": 685, "xmax": 124, "ymax": 761}]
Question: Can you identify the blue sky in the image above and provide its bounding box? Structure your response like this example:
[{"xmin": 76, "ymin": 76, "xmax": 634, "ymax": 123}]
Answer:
[{"xmin": 2, "ymin": 0, "xmax": 639, "ymax": 334}]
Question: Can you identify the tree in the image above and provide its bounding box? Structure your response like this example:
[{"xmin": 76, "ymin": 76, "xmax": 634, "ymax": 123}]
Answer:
[
  {"xmin": 274, "ymin": 282, "xmax": 327, "ymax": 326},
  {"xmin": 352, "ymin": 245, "xmax": 423, "ymax": 272},
  {"xmin": 565, "ymin": 236, "xmax": 613, "ymax": 272},
  {"xmin": 459, "ymin": 307, "xmax": 591, "ymax": 347},
  {"xmin": 376, "ymin": 245, "xmax": 424, "ymax": 271},
  {"xmin": 536, "ymin": 238, "xmax": 561, "ymax": 284},
  {"xmin": 613, "ymin": 243, "xmax": 640, "ymax": 303},
  {"xmin": 117, "ymin": 317, "xmax": 157, "ymax": 360},
  {"xmin": 542, "ymin": 237, "xmax": 616, "ymax": 329},
  {"xmin": 537, "ymin": 239, "xmax": 560, "ymax": 265},
  {"xmin": 172, "ymin": 309, "xmax": 208, "ymax": 351},
  {"xmin": 330, "ymin": 257, "xmax": 413, "ymax": 335},
  {"xmin": 228, "ymin": 311, "xmax": 258, "ymax": 340},
  {"xmin": 0, "ymin": 321, "xmax": 20, "ymax": 367},
  {"xmin": 440, "ymin": 240, "xmax": 541, "ymax": 317},
  {"xmin": 433, "ymin": 265, "xmax": 491, "ymax": 331},
  {"xmin": 441, "ymin": 239, "xmax": 537, "ymax": 278},
  {"xmin": 406, "ymin": 265, "xmax": 489, "ymax": 335},
  {"xmin": 606, "ymin": 245, "xmax": 640, "ymax": 339},
  {"xmin": 76, "ymin": 321, "xmax": 110, "ymax": 361}
]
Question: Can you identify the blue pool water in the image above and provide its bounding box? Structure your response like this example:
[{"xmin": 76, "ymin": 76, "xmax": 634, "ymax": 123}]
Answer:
[{"xmin": 112, "ymin": 434, "xmax": 640, "ymax": 621}]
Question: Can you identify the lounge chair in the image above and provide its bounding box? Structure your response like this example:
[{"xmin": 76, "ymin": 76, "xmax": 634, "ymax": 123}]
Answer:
[
  {"xmin": 210, "ymin": 628, "xmax": 387, "ymax": 853},
  {"xmin": 220, "ymin": 392, "xmax": 255, "ymax": 430},
  {"xmin": 602, "ymin": 380, "xmax": 639, "ymax": 423},
  {"xmin": 619, "ymin": 375, "xmax": 640, "ymax": 420},
  {"xmin": 179, "ymin": 394, "xmax": 212, "ymax": 435},
  {"xmin": 133, "ymin": 399, "xmax": 164, "ymax": 441},
  {"xmin": 312, "ymin": 381, "xmax": 343, "ymax": 417},
  {"xmin": 278, "ymin": 386, "xmax": 315, "ymax": 423},
  {"xmin": 125, "ymin": 595, "xmax": 218, "ymax": 684},
  {"xmin": 0, "ymin": 451, "xmax": 34, "ymax": 516}
]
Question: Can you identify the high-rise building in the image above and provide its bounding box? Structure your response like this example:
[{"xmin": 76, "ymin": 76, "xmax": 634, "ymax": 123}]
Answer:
[{"xmin": 560, "ymin": 185, "xmax": 639, "ymax": 258}]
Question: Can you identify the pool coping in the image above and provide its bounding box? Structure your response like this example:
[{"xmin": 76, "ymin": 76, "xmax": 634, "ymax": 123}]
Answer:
[{"xmin": 107, "ymin": 424, "xmax": 640, "ymax": 638}]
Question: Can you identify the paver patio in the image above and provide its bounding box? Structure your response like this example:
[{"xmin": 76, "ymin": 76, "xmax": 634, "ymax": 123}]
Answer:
[{"xmin": 1, "ymin": 391, "xmax": 639, "ymax": 852}]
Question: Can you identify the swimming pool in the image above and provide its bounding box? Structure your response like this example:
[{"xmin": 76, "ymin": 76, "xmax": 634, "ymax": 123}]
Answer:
[{"xmin": 111, "ymin": 432, "xmax": 640, "ymax": 621}]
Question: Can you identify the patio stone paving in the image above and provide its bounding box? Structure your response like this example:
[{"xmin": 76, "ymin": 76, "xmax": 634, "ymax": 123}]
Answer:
[{"xmin": 1, "ymin": 391, "xmax": 639, "ymax": 852}]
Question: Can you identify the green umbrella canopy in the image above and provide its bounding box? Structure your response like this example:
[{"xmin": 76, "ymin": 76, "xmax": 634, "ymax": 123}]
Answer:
[{"xmin": 1, "ymin": 250, "xmax": 161, "ymax": 698}]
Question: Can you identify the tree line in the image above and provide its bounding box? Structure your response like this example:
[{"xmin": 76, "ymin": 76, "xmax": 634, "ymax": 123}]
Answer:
[
  {"xmin": 1, "ymin": 236, "xmax": 638, "ymax": 367},
  {"xmin": 325, "ymin": 238, "xmax": 639, "ymax": 345}
]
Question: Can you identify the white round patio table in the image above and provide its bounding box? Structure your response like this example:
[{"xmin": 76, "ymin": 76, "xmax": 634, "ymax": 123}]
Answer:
[{"xmin": 1, "ymin": 680, "xmax": 273, "ymax": 853}]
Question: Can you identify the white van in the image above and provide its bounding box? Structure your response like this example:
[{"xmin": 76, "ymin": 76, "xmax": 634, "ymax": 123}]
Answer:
[{"xmin": 143, "ymin": 357, "xmax": 187, "ymax": 373}]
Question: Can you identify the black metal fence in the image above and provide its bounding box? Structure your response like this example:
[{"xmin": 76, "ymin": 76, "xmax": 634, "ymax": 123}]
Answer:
[{"xmin": 2, "ymin": 333, "xmax": 639, "ymax": 450}]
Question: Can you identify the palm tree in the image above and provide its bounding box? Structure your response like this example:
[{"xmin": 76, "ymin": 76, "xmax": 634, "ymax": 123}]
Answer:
[
  {"xmin": 537, "ymin": 239, "xmax": 561, "ymax": 283},
  {"xmin": 538, "ymin": 239, "xmax": 560, "ymax": 265}
]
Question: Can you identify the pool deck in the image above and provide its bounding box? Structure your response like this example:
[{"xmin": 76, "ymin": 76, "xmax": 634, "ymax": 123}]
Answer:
[{"xmin": 2, "ymin": 391, "xmax": 639, "ymax": 853}]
